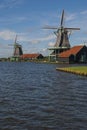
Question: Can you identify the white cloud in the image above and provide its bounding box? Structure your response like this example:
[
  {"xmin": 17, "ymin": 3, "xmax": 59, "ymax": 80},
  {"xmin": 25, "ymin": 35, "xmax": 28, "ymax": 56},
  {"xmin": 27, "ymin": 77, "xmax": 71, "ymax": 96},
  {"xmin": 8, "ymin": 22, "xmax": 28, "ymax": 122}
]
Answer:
[
  {"xmin": 28, "ymin": 34, "xmax": 56, "ymax": 44},
  {"xmin": 48, "ymin": 42, "xmax": 54, "ymax": 47},
  {"xmin": 39, "ymin": 34, "xmax": 55, "ymax": 42},
  {"xmin": 66, "ymin": 13, "xmax": 76, "ymax": 22},
  {"xmin": 0, "ymin": 0, "xmax": 24, "ymax": 9},
  {"xmin": 30, "ymin": 40, "xmax": 40, "ymax": 44},
  {"xmin": 80, "ymin": 10, "xmax": 87, "ymax": 15},
  {"xmin": 42, "ymin": 48, "xmax": 47, "ymax": 52},
  {"xmin": 0, "ymin": 29, "xmax": 56, "ymax": 44},
  {"xmin": 0, "ymin": 16, "xmax": 28, "ymax": 25},
  {"xmin": 0, "ymin": 30, "xmax": 16, "ymax": 40}
]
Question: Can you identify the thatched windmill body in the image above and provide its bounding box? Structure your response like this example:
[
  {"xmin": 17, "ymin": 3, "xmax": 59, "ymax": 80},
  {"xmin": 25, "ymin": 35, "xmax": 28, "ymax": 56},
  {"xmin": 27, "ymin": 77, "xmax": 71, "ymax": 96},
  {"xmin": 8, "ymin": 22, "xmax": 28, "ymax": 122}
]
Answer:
[{"xmin": 44, "ymin": 10, "xmax": 80, "ymax": 61}]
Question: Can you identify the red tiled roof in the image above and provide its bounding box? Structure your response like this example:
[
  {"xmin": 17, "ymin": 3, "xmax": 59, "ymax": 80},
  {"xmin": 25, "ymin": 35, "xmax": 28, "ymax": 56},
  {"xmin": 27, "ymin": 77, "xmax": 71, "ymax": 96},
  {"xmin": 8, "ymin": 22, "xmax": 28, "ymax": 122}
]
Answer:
[
  {"xmin": 21, "ymin": 53, "xmax": 41, "ymax": 59},
  {"xmin": 58, "ymin": 45, "xmax": 84, "ymax": 58}
]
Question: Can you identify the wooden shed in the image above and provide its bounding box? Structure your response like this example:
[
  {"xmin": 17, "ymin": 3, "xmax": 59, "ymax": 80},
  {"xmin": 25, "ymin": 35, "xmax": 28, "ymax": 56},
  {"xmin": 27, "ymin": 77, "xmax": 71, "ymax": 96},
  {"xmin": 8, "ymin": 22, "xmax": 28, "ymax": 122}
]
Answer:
[{"xmin": 58, "ymin": 45, "xmax": 87, "ymax": 63}]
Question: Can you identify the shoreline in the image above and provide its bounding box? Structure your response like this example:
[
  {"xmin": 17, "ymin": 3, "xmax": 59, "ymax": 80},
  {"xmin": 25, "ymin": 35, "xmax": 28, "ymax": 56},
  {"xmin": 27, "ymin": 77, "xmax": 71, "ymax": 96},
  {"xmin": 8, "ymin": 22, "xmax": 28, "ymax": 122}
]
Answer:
[{"xmin": 56, "ymin": 66, "xmax": 87, "ymax": 77}]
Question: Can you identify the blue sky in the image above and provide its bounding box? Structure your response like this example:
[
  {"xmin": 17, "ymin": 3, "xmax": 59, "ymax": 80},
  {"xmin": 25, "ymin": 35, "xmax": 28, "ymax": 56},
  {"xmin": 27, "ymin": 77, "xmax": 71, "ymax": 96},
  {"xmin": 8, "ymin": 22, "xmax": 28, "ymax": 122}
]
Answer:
[{"xmin": 0, "ymin": 0, "xmax": 87, "ymax": 57}]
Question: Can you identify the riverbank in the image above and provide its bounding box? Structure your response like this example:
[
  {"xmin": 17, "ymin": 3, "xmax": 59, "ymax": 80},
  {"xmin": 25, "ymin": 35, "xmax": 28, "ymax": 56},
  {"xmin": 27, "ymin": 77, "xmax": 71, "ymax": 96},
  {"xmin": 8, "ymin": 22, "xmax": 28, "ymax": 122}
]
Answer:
[{"xmin": 56, "ymin": 66, "xmax": 87, "ymax": 76}]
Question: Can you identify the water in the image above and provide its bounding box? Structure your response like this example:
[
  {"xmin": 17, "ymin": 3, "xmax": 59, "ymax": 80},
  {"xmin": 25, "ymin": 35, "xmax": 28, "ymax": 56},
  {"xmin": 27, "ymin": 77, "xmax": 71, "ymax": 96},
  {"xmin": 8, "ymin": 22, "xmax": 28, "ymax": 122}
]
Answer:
[{"xmin": 0, "ymin": 62, "xmax": 87, "ymax": 130}]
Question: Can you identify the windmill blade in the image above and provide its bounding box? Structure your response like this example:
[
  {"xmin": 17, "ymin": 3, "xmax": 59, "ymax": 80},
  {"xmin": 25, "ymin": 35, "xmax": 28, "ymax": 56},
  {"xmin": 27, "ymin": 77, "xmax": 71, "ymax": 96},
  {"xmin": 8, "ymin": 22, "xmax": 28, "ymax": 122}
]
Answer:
[
  {"xmin": 64, "ymin": 27, "xmax": 80, "ymax": 30},
  {"xmin": 15, "ymin": 35, "xmax": 17, "ymax": 43},
  {"xmin": 26, "ymin": 27, "xmax": 42, "ymax": 33},
  {"xmin": 60, "ymin": 10, "xmax": 64, "ymax": 27},
  {"xmin": 8, "ymin": 44, "xmax": 14, "ymax": 46},
  {"xmin": 43, "ymin": 25, "xmax": 58, "ymax": 29}
]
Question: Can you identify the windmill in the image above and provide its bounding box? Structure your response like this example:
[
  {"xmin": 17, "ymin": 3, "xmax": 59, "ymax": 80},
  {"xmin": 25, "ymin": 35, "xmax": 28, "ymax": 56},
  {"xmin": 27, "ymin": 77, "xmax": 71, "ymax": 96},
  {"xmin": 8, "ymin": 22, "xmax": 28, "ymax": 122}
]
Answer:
[
  {"xmin": 43, "ymin": 10, "xmax": 80, "ymax": 61},
  {"xmin": 9, "ymin": 35, "xmax": 23, "ymax": 61},
  {"xmin": 13, "ymin": 35, "xmax": 23, "ymax": 57}
]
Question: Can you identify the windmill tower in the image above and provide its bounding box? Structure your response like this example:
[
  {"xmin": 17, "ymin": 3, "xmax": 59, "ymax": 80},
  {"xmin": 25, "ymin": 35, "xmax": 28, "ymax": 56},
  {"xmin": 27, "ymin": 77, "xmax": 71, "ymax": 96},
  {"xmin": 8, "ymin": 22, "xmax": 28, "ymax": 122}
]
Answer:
[
  {"xmin": 13, "ymin": 35, "xmax": 23, "ymax": 57},
  {"xmin": 10, "ymin": 35, "xmax": 23, "ymax": 61},
  {"xmin": 44, "ymin": 10, "xmax": 80, "ymax": 61}
]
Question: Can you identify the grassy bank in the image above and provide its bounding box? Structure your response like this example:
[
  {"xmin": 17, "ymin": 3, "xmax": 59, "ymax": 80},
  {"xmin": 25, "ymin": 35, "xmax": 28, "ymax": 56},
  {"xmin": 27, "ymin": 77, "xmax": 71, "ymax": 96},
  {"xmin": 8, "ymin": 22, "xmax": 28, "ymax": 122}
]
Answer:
[{"xmin": 56, "ymin": 66, "xmax": 87, "ymax": 76}]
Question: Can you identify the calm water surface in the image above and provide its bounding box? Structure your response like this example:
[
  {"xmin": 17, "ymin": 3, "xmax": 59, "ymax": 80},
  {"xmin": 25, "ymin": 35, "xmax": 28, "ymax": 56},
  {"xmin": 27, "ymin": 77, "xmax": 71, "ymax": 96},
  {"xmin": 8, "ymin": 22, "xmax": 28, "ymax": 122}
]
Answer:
[{"xmin": 0, "ymin": 62, "xmax": 87, "ymax": 130}]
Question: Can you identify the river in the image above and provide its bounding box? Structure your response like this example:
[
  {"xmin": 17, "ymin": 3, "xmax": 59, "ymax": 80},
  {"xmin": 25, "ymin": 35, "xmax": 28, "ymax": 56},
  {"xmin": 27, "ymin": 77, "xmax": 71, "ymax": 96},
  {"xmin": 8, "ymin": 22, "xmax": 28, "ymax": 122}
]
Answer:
[{"xmin": 0, "ymin": 62, "xmax": 87, "ymax": 130}]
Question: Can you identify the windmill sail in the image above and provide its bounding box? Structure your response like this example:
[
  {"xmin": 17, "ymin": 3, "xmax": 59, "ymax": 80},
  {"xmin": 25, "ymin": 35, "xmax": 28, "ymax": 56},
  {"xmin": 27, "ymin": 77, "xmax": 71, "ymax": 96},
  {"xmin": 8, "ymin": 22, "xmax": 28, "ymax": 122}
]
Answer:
[{"xmin": 60, "ymin": 9, "xmax": 64, "ymax": 27}]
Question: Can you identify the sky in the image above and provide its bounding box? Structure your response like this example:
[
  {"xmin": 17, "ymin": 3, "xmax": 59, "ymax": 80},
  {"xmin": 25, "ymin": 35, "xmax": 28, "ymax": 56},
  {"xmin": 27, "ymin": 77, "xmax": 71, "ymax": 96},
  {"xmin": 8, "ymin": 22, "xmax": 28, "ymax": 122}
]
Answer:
[{"xmin": 0, "ymin": 0, "xmax": 87, "ymax": 57}]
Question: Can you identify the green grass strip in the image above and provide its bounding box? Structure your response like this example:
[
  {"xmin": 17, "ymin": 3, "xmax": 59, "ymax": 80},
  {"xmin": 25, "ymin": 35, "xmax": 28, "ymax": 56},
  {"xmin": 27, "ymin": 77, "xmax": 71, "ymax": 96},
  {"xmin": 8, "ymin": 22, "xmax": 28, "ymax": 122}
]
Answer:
[{"xmin": 56, "ymin": 66, "xmax": 87, "ymax": 76}]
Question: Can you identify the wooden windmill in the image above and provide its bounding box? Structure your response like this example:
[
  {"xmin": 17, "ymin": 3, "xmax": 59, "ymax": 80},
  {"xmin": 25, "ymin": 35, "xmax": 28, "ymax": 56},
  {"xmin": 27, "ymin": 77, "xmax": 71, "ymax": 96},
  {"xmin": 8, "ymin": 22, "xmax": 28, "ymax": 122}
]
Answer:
[
  {"xmin": 13, "ymin": 35, "xmax": 23, "ymax": 57},
  {"xmin": 44, "ymin": 10, "xmax": 80, "ymax": 61}
]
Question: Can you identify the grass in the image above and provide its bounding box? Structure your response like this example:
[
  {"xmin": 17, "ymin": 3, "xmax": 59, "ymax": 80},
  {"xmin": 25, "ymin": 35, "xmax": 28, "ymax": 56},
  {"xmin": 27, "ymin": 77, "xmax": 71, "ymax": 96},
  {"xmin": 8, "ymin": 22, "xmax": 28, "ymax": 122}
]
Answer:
[{"xmin": 56, "ymin": 66, "xmax": 87, "ymax": 76}]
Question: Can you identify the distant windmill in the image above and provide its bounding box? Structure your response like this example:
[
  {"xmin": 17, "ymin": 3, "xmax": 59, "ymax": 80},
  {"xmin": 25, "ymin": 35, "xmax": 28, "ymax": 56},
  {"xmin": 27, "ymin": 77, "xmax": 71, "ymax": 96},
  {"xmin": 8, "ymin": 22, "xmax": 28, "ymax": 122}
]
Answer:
[
  {"xmin": 43, "ymin": 10, "xmax": 80, "ymax": 61},
  {"xmin": 13, "ymin": 35, "xmax": 23, "ymax": 57},
  {"xmin": 8, "ymin": 35, "xmax": 23, "ymax": 59}
]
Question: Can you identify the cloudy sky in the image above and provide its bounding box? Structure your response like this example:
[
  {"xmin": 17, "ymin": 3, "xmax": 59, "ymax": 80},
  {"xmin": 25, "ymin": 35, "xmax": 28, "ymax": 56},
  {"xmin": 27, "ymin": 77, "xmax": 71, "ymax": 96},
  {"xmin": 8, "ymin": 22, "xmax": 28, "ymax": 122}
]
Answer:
[{"xmin": 0, "ymin": 0, "xmax": 87, "ymax": 57}]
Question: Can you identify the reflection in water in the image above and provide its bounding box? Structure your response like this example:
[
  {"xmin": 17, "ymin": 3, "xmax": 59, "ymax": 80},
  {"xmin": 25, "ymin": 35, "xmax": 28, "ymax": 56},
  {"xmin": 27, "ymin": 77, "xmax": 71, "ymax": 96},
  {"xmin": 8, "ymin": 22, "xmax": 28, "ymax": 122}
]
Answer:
[{"xmin": 0, "ymin": 62, "xmax": 87, "ymax": 130}]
